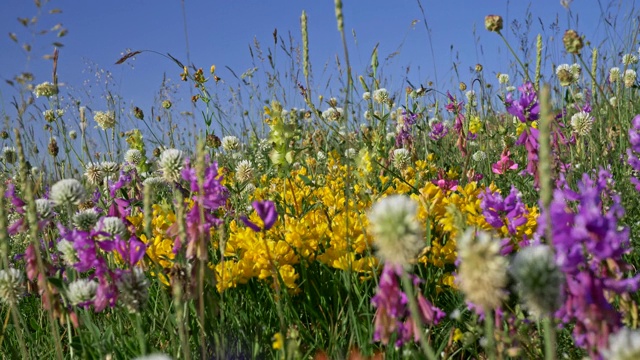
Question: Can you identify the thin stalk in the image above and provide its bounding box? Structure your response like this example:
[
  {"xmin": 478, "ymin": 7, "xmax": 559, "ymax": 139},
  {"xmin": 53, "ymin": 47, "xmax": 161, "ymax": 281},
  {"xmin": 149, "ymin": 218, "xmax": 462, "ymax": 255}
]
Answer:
[
  {"xmin": 134, "ymin": 312, "xmax": 147, "ymax": 355},
  {"xmin": 542, "ymin": 317, "xmax": 557, "ymax": 360},
  {"xmin": 484, "ymin": 310, "xmax": 496, "ymax": 360},
  {"xmin": 400, "ymin": 272, "xmax": 437, "ymax": 360},
  {"xmin": 498, "ymin": 32, "xmax": 531, "ymax": 83}
]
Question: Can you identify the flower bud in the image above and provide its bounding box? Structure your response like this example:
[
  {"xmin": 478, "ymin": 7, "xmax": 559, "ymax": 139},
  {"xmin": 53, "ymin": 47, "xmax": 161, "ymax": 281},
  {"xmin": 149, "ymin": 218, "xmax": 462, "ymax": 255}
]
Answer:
[
  {"xmin": 563, "ymin": 29, "xmax": 583, "ymax": 54},
  {"xmin": 485, "ymin": 15, "xmax": 503, "ymax": 32}
]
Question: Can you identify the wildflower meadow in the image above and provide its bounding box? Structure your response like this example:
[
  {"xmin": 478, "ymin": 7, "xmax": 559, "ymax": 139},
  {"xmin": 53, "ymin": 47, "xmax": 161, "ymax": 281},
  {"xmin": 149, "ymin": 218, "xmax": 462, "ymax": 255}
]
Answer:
[{"xmin": 4, "ymin": 1, "xmax": 640, "ymax": 359}]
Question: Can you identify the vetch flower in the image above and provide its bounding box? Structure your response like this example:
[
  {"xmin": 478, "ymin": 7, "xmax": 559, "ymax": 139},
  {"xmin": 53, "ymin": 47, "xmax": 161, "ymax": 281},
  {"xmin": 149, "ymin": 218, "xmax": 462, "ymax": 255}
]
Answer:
[
  {"xmin": 510, "ymin": 245, "xmax": 564, "ymax": 319},
  {"xmin": 50, "ymin": 179, "xmax": 87, "ymax": 207},
  {"xmin": 241, "ymin": 200, "xmax": 278, "ymax": 232},
  {"xmin": 367, "ymin": 195, "xmax": 423, "ymax": 268}
]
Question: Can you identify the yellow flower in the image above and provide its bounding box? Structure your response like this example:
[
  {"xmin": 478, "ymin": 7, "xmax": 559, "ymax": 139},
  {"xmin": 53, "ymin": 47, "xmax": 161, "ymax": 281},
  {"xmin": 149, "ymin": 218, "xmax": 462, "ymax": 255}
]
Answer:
[
  {"xmin": 468, "ymin": 116, "xmax": 482, "ymax": 134},
  {"xmin": 272, "ymin": 332, "xmax": 284, "ymax": 350}
]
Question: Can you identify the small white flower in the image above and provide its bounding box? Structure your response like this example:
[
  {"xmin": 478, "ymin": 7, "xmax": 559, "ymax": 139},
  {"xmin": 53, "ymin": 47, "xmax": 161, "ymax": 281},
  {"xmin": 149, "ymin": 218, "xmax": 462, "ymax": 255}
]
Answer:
[
  {"xmin": 362, "ymin": 91, "xmax": 371, "ymax": 101},
  {"xmin": 84, "ymin": 163, "xmax": 104, "ymax": 185},
  {"xmin": 34, "ymin": 82, "xmax": 58, "ymax": 98},
  {"xmin": 73, "ymin": 208, "xmax": 100, "ymax": 230},
  {"xmin": 2, "ymin": 147, "xmax": 16, "ymax": 164},
  {"xmin": 316, "ymin": 151, "xmax": 327, "ymax": 163},
  {"xmin": 472, "ymin": 150, "xmax": 487, "ymax": 162},
  {"xmin": 393, "ymin": 148, "xmax": 411, "ymax": 170},
  {"xmin": 610, "ymin": 96, "xmax": 618, "ymax": 107},
  {"xmin": 221, "ymin": 136, "xmax": 240, "ymax": 152},
  {"xmin": 367, "ymin": 195, "xmax": 423, "ymax": 268},
  {"xmin": 601, "ymin": 327, "xmax": 640, "ymax": 360},
  {"xmin": 498, "ymin": 73, "xmax": 510, "ymax": 84},
  {"xmin": 35, "ymin": 199, "xmax": 55, "ymax": 218},
  {"xmin": 505, "ymin": 85, "xmax": 516, "ymax": 92},
  {"xmin": 321, "ymin": 107, "xmax": 344, "ymax": 122},
  {"xmin": 124, "ymin": 149, "xmax": 143, "ymax": 164},
  {"xmin": 94, "ymin": 111, "xmax": 116, "ymax": 130},
  {"xmin": 610, "ymin": 67, "xmax": 621, "ymax": 83},
  {"xmin": 100, "ymin": 161, "xmax": 120, "ymax": 176},
  {"xmin": 66, "ymin": 279, "xmax": 98, "ymax": 306},
  {"xmin": 158, "ymin": 149, "xmax": 184, "ymax": 182},
  {"xmin": 57, "ymin": 239, "xmax": 78, "ymax": 266},
  {"xmin": 50, "ymin": 179, "xmax": 86, "ymax": 207},
  {"xmin": 623, "ymin": 53, "xmax": 639, "ymax": 65},
  {"xmin": 235, "ymin": 160, "xmax": 254, "ymax": 183},
  {"xmin": 0, "ymin": 268, "xmax": 25, "ymax": 305},
  {"xmin": 570, "ymin": 111, "xmax": 594, "ymax": 136},
  {"xmin": 96, "ymin": 216, "xmax": 128, "ymax": 238},
  {"xmin": 372, "ymin": 88, "xmax": 389, "ymax": 104},
  {"xmin": 570, "ymin": 63, "xmax": 582, "ymax": 77},
  {"xmin": 624, "ymin": 69, "xmax": 637, "ymax": 88},
  {"xmin": 117, "ymin": 268, "xmax": 149, "ymax": 313},
  {"xmin": 344, "ymin": 148, "xmax": 357, "ymax": 159}
]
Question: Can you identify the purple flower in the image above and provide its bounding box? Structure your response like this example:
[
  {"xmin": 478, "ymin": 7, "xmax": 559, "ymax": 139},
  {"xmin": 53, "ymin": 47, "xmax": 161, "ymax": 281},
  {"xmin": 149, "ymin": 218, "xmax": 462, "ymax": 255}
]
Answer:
[
  {"xmin": 371, "ymin": 264, "xmax": 444, "ymax": 347},
  {"xmin": 627, "ymin": 115, "xmax": 640, "ymax": 191},
  {"xmin": 428, "ymin": 122, "xmax": 449, "ymax": 141},
  {"xmin": 114, "ymin": 235, "xmax": 147, "ymax": 266},
  {"xmin": 241, "ymin": 200, "xmax": 278, "ymax": 232}
]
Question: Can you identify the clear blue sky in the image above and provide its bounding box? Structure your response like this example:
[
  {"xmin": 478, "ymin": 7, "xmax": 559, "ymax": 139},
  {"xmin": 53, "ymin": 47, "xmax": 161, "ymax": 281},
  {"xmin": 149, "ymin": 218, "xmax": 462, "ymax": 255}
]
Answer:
[{"xmin": 0, "ymin": 0, "xmax": 637, "ymax": 142}]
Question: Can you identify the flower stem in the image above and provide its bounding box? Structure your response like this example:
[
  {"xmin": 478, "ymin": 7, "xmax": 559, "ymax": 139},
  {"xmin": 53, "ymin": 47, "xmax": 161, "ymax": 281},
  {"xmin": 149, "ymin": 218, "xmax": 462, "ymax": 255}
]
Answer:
[
  {"xmin": 542, "ymin": 317, "xmax": 557, "ymax": 360},
  {"xmin": 498, "ymin": 32, "xmax": 531, "ymax": 83},
  {"xmin": 400, "ymin": 272, "xmax": 437, "ymax": 360}
]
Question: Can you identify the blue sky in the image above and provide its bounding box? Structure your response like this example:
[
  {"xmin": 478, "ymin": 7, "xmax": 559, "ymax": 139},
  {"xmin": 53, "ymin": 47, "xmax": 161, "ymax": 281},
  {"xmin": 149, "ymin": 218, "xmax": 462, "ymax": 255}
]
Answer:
[{"xmin": 0, "ymin": 0, "xmax": 638, "ymax": 140}]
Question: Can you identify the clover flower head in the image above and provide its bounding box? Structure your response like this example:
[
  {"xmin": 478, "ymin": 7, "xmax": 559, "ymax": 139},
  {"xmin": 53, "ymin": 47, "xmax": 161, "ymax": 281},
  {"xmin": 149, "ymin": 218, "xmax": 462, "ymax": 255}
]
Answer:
[
  {"xmin": 57, "ymin": 239, "xmax": 78, "ymax": 266},
  {"xmin": 498, "ymin": 73, "xmax": 510, "ymax": 84},
  {"xmin": 373, "ymin": 88, "xmax": 389, "ymax": 104},
  {"xmin": 362, "ymin": 91, "xmax": 371, "ymax": 101},
  {"xmin": 457, "ymin": 229, "xmax": 508, "ymax": 312},
  {"xmin": 34, "ymin": 81, "xmax": 58, "ymax": 98},
  {"xmin": 610, "ymin": 67, "xmax": 621, "ymax": 82},
  {"xmin": 344, "ymin": 148, "xmax": 357, "ymax": 159},
  {"xmin": 117, "ymin": 268, "xmax": 149, "ymax": 313},
  {"xmin": 158, "ymin": 148, "xmax": 184, "ymax": 182},
  {"xmin": 623, "ymin": 53, "xmax": 639, "ymax": 66},
  {"xmin": 221, "ymin": 136, "xmax": 240, "ymax": 152},
  {"xmin": 96, "ymin": 216, "xmax": 128, "ymax": 238},
  {"xmin": 472, "ymin": 150, "xmax": 487, "ymax": 162},
  {"xmin": 73, "ymin": 208, "xmax": 100, "ymax": 230},
  {"xmin": 368, "ymin": 195, "xmax": 423, "ymax": 268},
  {"xmin": 235, "ymin": 160, "xmax": 254, "ymax": 183},
  {"xmin": 0, "ymin": 268, "xmax": 25, "ymax": 305},
  {"xmin": 124, "ymin": 149, "xmax": 143, "ymax": 164},
  {"xmin": 321, "ymin": 107, "xmax": 344, "ymax": 122},
  {"xmin": 94, "ymin": 110, "xmax": 116, "ymax": 130},
  {"xmin": 510, "ymin": 245, "xmax": 564, "ymax": 319},
  {"xmin": 570, "ymin": 111, "xmax": 594, "ymax": 136},
  {"xmin": 100, "ymin": 161, "xmax": 120, "ymax": 176},
  {"xmin": 393, "ymin": 148, "xmax": 411, "ymax": 170},
  {"xmin": 2, "ymin": 146, "xmax": 16, "ymax": 164},
  {"xmin": 84, "ymin": 163, "xmax": 104, "ymax": 185},
  {"xmin": 624, "ymin": 69, "xmax": 637, "ymax": 88},
  {"xmin": 35, "ymin": 198, "xmax": 55, "ymax": 218},
  {"xmin": 601, "ymin": 327, "xmax": 640, "ymax": 360},
  {"xmin": 66, "ymin": 278, "xmax": 98, "ymax": 306},
  {"xmin": 50, "ymin": 179, "xmax": 86, "ymax": 207}
]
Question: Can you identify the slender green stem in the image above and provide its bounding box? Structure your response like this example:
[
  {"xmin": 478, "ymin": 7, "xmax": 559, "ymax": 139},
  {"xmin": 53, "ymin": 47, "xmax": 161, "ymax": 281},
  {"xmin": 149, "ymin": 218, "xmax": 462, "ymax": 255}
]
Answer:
[
  {"xmin": 484, "ymin": 310, "xmax": 496, "ymax": 360},
  {"xmin": 400, "ymin": 272, "xmax": 437, "ymax": 360},
  {"xmin": 134, "ymin": 312, "xmax": 147, "ymax": 355},
  {"xmin": 498, "ymin": 32, "xmax": 531, "ymax": 83},
  {"xmin": 542, "ymin": 317, "xmax": 556, "ymax": 360}
]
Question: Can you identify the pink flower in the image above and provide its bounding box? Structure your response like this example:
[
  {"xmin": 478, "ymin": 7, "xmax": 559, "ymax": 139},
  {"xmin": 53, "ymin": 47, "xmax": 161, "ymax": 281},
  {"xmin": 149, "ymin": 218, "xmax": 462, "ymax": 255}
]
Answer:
[{"xmin": 492, "ymin": 149, "xmax": 518, "ymax": 174}]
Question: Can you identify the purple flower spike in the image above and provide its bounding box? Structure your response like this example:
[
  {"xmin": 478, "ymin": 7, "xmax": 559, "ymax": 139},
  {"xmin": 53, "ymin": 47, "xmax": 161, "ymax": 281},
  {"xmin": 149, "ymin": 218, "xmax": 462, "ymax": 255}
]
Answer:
[{"xmin": 241, "ymin": 200, "xmax": 278, "ymax": 232}]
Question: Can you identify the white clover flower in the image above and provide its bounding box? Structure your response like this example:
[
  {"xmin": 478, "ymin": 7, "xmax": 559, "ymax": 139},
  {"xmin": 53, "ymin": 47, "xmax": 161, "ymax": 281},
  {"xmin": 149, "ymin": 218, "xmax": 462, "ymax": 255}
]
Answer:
[
  {"xmin": 570, "ymin": 63, "xmax": 582, "ymax": 77},
  {"xmin": 100, "ymin": 161, "xmax": 120, "ymax": 176},
  {"xmin": 362, "ymin": 91, "xmax": 371, "ymax": 101},
  {"xmin": 610, "ymin": 96, "xmax": 618, "ymax": 107},
  {"xmin": 368, "ymin": 195, "xmax": 423, "ymax": 268},
  {"xmin": 57, "ymin": 239, "xmax": 78, "ymax": 266},
  {"xmin": 472, "ymin": 150, "xmax": 487, "ymax": 162},
  {"xmin": 142, "ymin": 176, "xmax": 170, "ymax": 195},
  {"xmin": 510, "ymin": 245, "xmax": 564, "ymax": 319},
  {"xmin": 623, "ymin": 53, "xmax": 639, "ymax": 65},
  {"xmin": 570, "ymin": 111, "xmax": 594, "ymax": 136},
  {"xmin": 34, "ymin": 82, "xmax": 58, "ymax": 98},
  {"xmin": 321, "ymin": 107, "xmax": 344, "ymax": 122},
  {"xmin": 94, "ymin": 111, "xmax": 116, "ymax": 130},
  {"xmin": 221, "ymin": 136, "xmax": 240, "ymax": 152},
  {"xmin": 364, "ymin": 110, "xmax": 372, "ymax": 120},
  {"xmin": 35, "ymin": 199, "xmax": 55, "ymax": 218},
  {"xmin": 258, "ymin": 138, "xmax": 272, "ymax": 152},
  {"xmin": 344, "ymin": 148, "xmax": 357, "ymax": 159},
  {"xmin": 50, "ymin": 179, "xmax": 86, "ymax": 207},
  {"xmin": 624, "ymin": 69, "xmax": 637, "ymax": 88},
  {"xmin": 96, "ymin": 216, "xmax": 128, "ymax": 238},
  {"xmin": 610, "ymin": 67, "xmax": 621, "ymax": 83},
  {"xmin": 465, "ymin": 90, "xmax": 476, "ymax": 102},
  {"xmin": 133, "ymin": 353, "xmax": 173, "ymax": 360},
  {"xmin": 235, "ymin": 160, "xmax": 254, "ymax": 183},
  {"xmin": 158, "ymin": 148, "xmax": 184, "ymax": 182},
  {"xmin": 116, "ymin": 268, "xmax": 148, "ymax": 313},
  {"xmin": 66, "ymin": 279, "xmax": 98, "ymax": 306},
  {"xmin": 372, "ymin": 88, "xmax": 389, "ymax": 104},
  {"xmin": 316, "ymin": 151, "xmax": 327, "ymax": 163},
  {"xmin": 505, "ymin": 85, "xmax": 516, "ymax": 92},
  {"xmin": 2, "ymin": 146, "xmax": 16, "ymax": 165},
  {"xmin": 573, "ymin": 92, "xmax": 584, "ymax": 102},
  {"xmin": 457, "ymin": 229, "xmax": 508, "ymax": 312},
  {"xmin": 73, "ymin": 208, "xmax": 100, "ymax": 230},
  {"xmin": 386, "ymin": 132, "xmax": 396, "ymax": 143},
  {"xmin": 393, "ymin": 148, "xmax": 411, "ymax": 170},
  {"xmin": 556, "ymin": 64, "xmax": 575, "ymax": 87},
  {"xmin": 602, "ymin": 327, "xmax": 640, "ymax": 360},
  {"xmin": 0, "ymin": 268, "xmax": 25, "ymax": 305},
  {"xmin": 124, "ymin": 149, "xmax": 143, "ymax": 164},
  {"xmin": 84, "ymin": 163, "xmax": 104, "ymax": 185},
  {"xmin": 498, "ymin": 73, "xmax": 510, "ymax": 84}
]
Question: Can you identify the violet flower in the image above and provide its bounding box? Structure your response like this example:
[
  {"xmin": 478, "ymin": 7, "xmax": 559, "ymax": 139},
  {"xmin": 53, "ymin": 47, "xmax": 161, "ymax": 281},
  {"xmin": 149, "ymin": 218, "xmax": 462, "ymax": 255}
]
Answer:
[
  {"xmin": 371, "ymin": 264, "xmax": 445, "ymax": 347},
  {"xmin": 428, "ymin": 122, "xmax": 449, "ymax": 141},
  {"xmin": 241, "ymin": 200, "xmax": 278, "ymax": 232},
  {"xmin": 627, "ymin": 114, "xmax": 640, "ymax": 191},
  {"xmin": 505, "ymin": 82, "xmax": 540, "ymax": 184}
]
